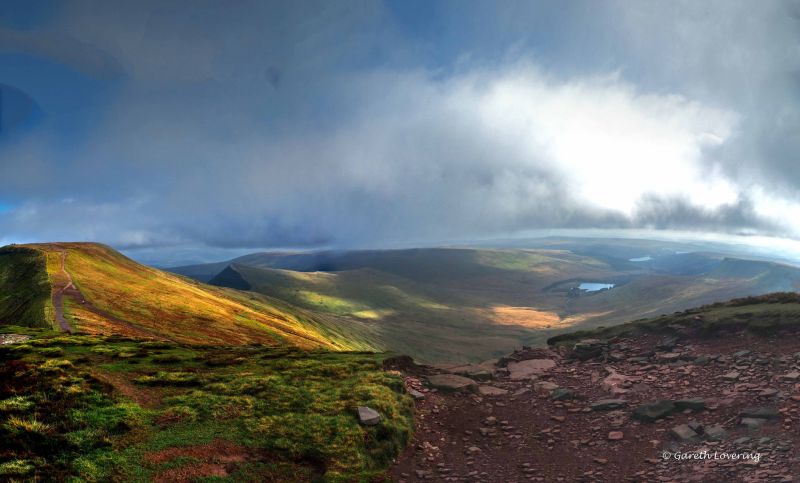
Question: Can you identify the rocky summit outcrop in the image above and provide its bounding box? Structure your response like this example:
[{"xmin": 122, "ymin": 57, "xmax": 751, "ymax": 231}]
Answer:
[{"xmin": 391, "ymin": 324, "xmax": 800, "ymax": 482}]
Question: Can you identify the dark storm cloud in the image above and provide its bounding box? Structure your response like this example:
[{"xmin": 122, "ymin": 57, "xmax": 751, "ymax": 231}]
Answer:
[{"xmin": 1, "ymin": 0, "xmax": 800, "ymax": 260}]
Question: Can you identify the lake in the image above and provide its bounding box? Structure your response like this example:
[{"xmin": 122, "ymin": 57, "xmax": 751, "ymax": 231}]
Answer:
[
  {"xmin": 578, "ymin": 282, "xmax": 615, "ymax": 292},
  {"xmin": 629, "ymin": 256, "xmax": 653, "ymax": 262}
]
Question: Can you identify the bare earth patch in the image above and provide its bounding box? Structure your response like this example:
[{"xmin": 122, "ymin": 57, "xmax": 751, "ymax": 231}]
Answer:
[
  {"xmin": 90, "ymin": 370, "xmax": 162, "ymax": 408},
  {"xmin": 147, "ymin": 439, "xmax": 251, "ymax": 483}
]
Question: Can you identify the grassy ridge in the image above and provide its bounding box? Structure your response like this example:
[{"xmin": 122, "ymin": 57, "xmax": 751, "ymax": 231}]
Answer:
[
  {"xmin": 16, "ymin": 243, "xmax": 380, "ymax": 351},
  {"xmin": 548, "ymin": 292, "xmax": 800, "ymax": 346},
  {"xmin": 0, "ymin": 246, "xmax": 52, "ymax": 328},
  {"xmin": 0, "ymin": 327, "xmax": 413, "ymax": 481}
]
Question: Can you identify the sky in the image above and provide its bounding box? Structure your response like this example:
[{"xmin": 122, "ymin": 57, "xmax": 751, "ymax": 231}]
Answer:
[{"xmin": 2, "ymin": 0, "xmax": 800, "ymax": 265}]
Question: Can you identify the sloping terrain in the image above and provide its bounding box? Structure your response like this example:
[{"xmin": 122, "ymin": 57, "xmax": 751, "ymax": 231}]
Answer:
[
  {"xmin": 179, "ymin": 246, "xmax": 800, "ymax": 363},
  {"xmin": 201, "ymin": 249, "xmax": 620, "ymax": 362},
  {"xmin": 0, "ymin": 246, "xmax": 52, "ymax": 328},
  {"xmin": 3, "ymin": 243, "xmax": 380, "ymax": 351},
  {"xmin": 391, "ymin": 293, "xmax": 800, "ymax": 482},
  {"xmin": 0, "ymin": 327, "xmax": 412, "ymax": 481}
]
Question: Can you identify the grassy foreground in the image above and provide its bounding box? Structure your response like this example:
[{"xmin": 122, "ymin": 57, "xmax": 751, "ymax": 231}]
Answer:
[{"xmin": 0, "ymin": 327, "xmax": 413, "ymax": 482}]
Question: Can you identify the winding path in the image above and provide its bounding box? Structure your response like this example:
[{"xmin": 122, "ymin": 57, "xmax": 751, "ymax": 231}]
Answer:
[{"xmin": 52, "ymin": 250, "xmax": 75, "ymax": 333}]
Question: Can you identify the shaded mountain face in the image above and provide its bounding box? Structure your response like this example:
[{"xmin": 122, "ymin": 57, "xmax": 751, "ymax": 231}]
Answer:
[{"xmin": 172, "ymin": 242, "xmax": 800, "ymax": 363}]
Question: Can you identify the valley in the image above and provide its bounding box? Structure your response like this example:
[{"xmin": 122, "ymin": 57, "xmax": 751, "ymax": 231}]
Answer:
[{"xmin": 171, "ymin": 239, "xmax": 800, "ymax": 363}]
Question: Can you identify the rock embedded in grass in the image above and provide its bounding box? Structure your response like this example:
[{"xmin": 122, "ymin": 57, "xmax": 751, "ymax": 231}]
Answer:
[{"xmin": 357, "ymin": 406, "xmax": 381, "ymax": 426}]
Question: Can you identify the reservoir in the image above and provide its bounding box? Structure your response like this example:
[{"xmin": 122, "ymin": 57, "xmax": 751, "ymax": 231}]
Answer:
[{"xmin": 579, "ymin": 282, "xmax": 615, "ymax": 292}]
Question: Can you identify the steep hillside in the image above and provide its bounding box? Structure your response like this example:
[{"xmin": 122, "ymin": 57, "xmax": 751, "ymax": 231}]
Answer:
[
  {"xmin": 7, "ymin": 243, "xmax": 380, "ymax": 350},
  {"xmin": 0, "ymin": 246, "xmax": 52, "ymax": 328}
]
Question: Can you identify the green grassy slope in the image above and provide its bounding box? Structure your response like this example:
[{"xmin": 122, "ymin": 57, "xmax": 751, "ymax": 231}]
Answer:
[
  {"xmin": 0, "ymin": 246, "xmax": 52, "ymax": 328},
  {"xmin": 0, "ymin": 327, "xmax": 412, "ymax": 481}
]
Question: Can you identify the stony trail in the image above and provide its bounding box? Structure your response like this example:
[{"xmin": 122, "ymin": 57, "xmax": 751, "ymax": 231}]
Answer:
[
  {"xmin": 391, "ymin": 327, "xmax": 800, "ymax": 482},
  {"xmin": 52, "ymin": 249, "xmax": 75, "ymax": 333}
]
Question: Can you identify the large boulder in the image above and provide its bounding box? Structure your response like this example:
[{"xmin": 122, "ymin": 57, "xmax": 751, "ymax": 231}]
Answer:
[{"xmin": 428, "ymin": 374, "xmax": 478, "ymax": 392}]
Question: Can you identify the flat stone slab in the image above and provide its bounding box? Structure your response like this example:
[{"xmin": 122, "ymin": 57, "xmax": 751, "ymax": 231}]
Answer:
[
  {"xmin": 428, "ymin": 374, "xmax": 477, "ymax": 392},
  {"xmin": 704, "ymin": 424, "xmax": 728, "ymax": 441},
  {"xmin": 782, "ymin": 371, "xmax": 800, "ymax": 381},
  {"xmin": 508, "ymin": 359, "xmax": 556, "ymax": 380},
  {"xmin": 671, "ymin": 424, "xmax": 698, "ymax": 441},
  {"xmin": 478, "ymin": 385, "xmax": 509, "ymax": 396},
  {"xmin": 357, "ymin": 406, "xmax": 381, "ymax": 425},
  {"xmin": 740, "ymin": 417, "xmax": 765, "ymax": 429},
  {"xmin": 590, "ymin": 399, "xmax": 628, "ymax": 411},
  {"xmin": 551, "ymin": 387, "xmax": 578, "ymax": 401},
  {"xmin": 408, "ymin": 389, "xmax": 425, "ymax": 400},
  {"xmin": 448, "ymin": 362, "xmax": 495, "ymax": 381},
  {"xmin": 722, "ymin": 371, "xmax": 740, "ymax": 381},
  {"xmin": 534, "ymin": 381, "xmax": 560, "ymax": 392},
  {"xmin": 740, "ymin": 407, "xmax": 779, "ymax": 420},
  {"xmin": 675, "ymin": 398, "xmax": 706, "ymax": 411},
  {"xmin": 633, "ymin": 400, "xmax": 676, "ymax": 422}
]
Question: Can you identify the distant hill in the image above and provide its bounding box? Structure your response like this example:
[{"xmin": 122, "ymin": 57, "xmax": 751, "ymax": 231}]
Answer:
[
  {"xmin": 0, "ymin": 243, "xmax": 380, "ymax": 350},
  {"xmin": 177, "ymin": 245, "xmax": 800, "ymax": 362}
]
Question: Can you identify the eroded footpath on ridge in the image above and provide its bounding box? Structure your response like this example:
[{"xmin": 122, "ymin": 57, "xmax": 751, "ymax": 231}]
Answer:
[{"xmin": 391, "ymin": 327, "xmax": 800, "ymax": 482}]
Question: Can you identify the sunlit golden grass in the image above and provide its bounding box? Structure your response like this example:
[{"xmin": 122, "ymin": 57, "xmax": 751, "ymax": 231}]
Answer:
[{"xmin": 22, "ymin": 243, "xmax": 366, "ymax": 350}]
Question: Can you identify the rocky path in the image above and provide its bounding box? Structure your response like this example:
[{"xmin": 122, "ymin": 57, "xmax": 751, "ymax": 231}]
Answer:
[
  {"xmin": 391, "ymin": 327, "xmax": 800, "ymax": 482},
  {"xmin": 52, "ymin": 249, "xmax": 75, "ymax": 333}
]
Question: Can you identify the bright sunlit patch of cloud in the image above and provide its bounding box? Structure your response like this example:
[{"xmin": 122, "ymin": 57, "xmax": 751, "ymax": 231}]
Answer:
[{"xmin": 471, "ymin": 66, "xmax": 739, "ymax": 215}]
